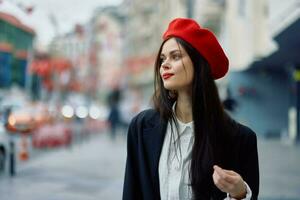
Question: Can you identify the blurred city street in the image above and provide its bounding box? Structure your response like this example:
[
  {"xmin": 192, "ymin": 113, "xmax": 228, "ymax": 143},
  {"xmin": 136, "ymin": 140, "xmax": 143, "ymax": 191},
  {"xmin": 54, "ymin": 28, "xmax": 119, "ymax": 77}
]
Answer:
[
  {"xmin": 0, "ymin": 132, "xmax": 127, "ymax": 200},
  {"xmin": 0, "ymin": 130, "xmax": 300, "ymax": 200},
  {"xmin": 258, "ymin": 138, "xmax": 300, "ymax": 200}
]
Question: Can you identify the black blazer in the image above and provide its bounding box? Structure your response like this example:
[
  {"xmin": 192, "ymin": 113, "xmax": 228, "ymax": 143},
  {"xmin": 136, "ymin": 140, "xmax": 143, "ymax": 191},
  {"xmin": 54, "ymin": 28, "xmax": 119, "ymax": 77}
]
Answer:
[{"xmin": 122, "ymin": 109, "xmax": 259, "ymax": 200}]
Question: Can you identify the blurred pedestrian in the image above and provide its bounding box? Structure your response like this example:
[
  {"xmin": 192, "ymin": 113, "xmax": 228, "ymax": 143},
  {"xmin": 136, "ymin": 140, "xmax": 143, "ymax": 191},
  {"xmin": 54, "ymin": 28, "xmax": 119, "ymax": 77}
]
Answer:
[
  {"xmin": 107, "ymin": 88, "xmax": 121, "ymax": 140},
  {"xmin": 3, "ymin": 107, "xmax": 11, "ymax": 127},
  {"xmin": 223, "ymin": 87, "xmax": 238, "ymax": 113},
  {"xmin": 123, "ymin": 18, "xmax": 259, "ymax": 200}
]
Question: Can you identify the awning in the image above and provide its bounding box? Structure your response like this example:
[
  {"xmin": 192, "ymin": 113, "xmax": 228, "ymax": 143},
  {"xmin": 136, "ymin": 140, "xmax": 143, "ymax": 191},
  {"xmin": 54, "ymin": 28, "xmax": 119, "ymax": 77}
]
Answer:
[
  {"xmin": 51, "ymin": 58, "xmax": 72, "ymax": 72},
  {"xmin": 15, "ymin": 50, "xmax": 28, "ymax": 60},
  {"xmin": 30, "ymin": 59, "xmax": 52, "ymax": 77},
  {"xmin": 30, "ymin": 57, "xmax": 72, "ymax": 76},
  {"xmin": 251, "ymin": 18, "xmax": 300, "ymax": 70},
  {"xmin": 0, "ymin": 42, "xmax": 13, "ymax": 53},
  {"xmin": 0, "ymin": 11, "xmax": 35, "ymax": 35}
]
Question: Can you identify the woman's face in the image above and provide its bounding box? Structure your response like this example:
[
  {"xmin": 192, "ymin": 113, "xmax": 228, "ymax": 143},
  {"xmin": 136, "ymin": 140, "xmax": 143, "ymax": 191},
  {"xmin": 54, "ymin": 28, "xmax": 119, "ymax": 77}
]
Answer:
[{"xmin": 159, "ymin": 38, "xmax": 194, "ymax": 92}]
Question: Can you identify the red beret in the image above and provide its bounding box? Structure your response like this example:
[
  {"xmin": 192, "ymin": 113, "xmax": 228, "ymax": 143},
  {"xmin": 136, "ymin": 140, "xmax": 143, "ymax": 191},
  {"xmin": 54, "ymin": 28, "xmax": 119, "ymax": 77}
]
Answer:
[{"xmin": 163, "ymin": 18, "xmax": 229, "ymax": 79}]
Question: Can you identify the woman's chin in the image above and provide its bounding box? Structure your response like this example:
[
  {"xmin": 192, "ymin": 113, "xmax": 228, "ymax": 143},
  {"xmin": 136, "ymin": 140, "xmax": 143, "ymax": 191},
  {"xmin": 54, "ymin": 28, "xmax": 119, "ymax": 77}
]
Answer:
[
  {"xmin": 164, "ymin": 83, "xmax": 174, "ymax": 90},
  {"xmin": 163, "ymin": 83, "xmax": 176, "ymax": 91}
]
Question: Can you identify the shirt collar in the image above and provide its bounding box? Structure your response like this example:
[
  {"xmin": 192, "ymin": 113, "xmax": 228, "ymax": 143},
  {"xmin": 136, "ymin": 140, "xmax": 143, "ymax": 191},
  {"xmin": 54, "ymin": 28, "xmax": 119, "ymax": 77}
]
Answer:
[{"xmin": 171, "ymin": 102, "xmax": 194, "ymax": 141}]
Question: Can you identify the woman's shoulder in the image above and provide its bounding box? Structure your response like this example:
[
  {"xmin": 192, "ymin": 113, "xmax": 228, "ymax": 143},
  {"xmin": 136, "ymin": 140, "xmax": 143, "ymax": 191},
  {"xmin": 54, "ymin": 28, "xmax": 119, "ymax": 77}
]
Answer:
[
  {"xmin": 225, "ymin": 119, "xmax": 258, "ymax": 159},
  {"xmin": 129, "ymin": 108, "xmax": 161, "ymax": 128},
  {"xmin": 229, "ymin": 119, "xmax": 257, "ymax": 142},
  {"xmin": 132, "ymin": 108, "xmax": 159, "ymax": 121}
]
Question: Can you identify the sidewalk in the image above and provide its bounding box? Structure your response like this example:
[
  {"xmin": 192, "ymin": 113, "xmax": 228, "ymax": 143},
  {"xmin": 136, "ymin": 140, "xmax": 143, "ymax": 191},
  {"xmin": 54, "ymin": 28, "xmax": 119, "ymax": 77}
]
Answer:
[
  {"xmin": 258, "ymin": 137, "xmax": 300, "ymax": 200},
  {"xmin": 0, "ymin": 133, "xmax": 127, "ymax": 200}
]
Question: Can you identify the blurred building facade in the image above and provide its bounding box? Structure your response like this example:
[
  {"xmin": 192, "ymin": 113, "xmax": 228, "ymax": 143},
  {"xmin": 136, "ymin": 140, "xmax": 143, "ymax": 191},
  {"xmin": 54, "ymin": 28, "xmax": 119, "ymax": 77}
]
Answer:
[
  {"xmin": 0, "ymin": 11, "xmax": 35, "ymax": 88},
  {"xmin": 218, "ymin": 0, "xmax": 300, "ymax": 140},
  {"xmin": 48, "ymin": 6, "xmax": 125, "ymax": 105},
  {"xmin": 91, "ymin": 6, "xmax": 124, "ymax": 100},
  {"xmin": 49, "ymin": 24, "xmax": 89, "ymax": 98},
  {"xmin": 121, "ymin": 0, "xmax": 187, "ymax": 107},
  {"xmin": 193, "ymin": 0, "xmax": 226, "ymax": 35}
]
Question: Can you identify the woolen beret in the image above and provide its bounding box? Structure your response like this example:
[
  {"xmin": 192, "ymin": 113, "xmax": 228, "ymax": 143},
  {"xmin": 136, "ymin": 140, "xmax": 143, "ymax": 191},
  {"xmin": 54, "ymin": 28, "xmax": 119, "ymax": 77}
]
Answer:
[{"xmin": 163, "ymin": 18, "xmax": 229, "ymax": 79}]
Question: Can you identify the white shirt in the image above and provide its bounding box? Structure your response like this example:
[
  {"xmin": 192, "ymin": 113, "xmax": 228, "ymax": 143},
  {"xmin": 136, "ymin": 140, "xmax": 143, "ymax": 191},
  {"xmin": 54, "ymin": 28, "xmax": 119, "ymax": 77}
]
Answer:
[{"xmin": 158, "ymin": 103, "xmax": 252, "ymax": 200}]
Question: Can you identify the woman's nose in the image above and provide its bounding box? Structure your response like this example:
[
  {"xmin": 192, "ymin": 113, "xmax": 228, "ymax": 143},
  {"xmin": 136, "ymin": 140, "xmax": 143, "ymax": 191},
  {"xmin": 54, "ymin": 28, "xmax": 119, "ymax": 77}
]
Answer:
[{"xmin": 162, "ymin": 63, "xmax": 171, "ymax": 70}]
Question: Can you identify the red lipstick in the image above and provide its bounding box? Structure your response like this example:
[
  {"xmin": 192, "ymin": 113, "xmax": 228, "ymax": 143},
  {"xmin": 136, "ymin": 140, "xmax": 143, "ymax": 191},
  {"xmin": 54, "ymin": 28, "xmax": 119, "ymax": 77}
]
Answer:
[{"xmin": 162, "ymin": 73, "xmax": 174, "ymax": 80}]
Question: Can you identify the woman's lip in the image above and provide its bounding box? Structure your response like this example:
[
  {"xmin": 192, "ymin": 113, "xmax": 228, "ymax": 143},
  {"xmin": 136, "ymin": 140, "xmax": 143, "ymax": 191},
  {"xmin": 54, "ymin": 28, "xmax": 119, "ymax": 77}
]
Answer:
[{"xmin": 163, "ymin": 73, "xmax": 174, "ymax": 79}]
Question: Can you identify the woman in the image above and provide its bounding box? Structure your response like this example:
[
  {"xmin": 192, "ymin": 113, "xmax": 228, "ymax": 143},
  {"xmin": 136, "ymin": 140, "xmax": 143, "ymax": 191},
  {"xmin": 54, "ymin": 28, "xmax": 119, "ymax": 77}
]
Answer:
[{"xmin": 123, "ymin": 18, "xmax": 259, "ymax": 200}]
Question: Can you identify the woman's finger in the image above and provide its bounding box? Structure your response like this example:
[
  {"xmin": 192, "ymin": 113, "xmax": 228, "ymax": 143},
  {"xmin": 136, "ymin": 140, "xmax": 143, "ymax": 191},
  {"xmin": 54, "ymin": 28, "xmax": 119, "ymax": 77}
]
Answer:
[
  {"xmin": 213, "ymin": 165, "xmax": 239, "ymax": 184},
  {"xmin": 213, "ymin": 171, "xmax": 227, "ymax": 192}
]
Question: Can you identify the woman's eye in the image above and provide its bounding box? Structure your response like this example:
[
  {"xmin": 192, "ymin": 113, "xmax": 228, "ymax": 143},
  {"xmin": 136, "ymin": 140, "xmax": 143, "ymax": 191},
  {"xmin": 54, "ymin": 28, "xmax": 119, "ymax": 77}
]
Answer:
[
  {"xmin": 160, "ymin": 57, "xmax": 166, "ymax": 64},
  {"xmin": 173, "ymin": 54, "xmax": 181, "ymax": 60}
]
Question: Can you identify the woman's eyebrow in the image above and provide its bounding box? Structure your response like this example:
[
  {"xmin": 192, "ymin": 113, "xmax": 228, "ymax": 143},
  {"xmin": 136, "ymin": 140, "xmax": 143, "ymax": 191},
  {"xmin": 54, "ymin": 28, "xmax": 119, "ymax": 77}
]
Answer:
[{"xmin": 161, "ymin": 49, "xmax": 181, "ymax": 56}]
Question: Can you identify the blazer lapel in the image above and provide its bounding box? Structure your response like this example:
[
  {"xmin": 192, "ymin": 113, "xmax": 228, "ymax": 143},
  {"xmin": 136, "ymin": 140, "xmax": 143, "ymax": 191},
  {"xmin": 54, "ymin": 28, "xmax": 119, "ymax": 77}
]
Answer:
[{"xmin": 142, "ymin": 116, "xmax": 167, "ymax": 196}]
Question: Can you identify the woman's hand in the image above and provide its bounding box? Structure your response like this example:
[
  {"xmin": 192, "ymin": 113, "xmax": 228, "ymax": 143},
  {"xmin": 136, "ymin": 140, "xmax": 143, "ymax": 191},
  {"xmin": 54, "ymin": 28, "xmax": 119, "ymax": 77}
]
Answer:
[{"xmin": 212, "ymin": 165, "xmax": 247, "ymax": 199}]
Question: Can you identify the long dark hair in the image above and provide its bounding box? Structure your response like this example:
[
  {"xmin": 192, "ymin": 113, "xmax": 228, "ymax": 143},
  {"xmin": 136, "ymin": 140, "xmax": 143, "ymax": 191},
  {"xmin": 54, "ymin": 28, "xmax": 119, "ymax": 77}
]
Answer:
[{"xmin": 152, "ymin": 37, "xmax": 236, "ymax": 199}]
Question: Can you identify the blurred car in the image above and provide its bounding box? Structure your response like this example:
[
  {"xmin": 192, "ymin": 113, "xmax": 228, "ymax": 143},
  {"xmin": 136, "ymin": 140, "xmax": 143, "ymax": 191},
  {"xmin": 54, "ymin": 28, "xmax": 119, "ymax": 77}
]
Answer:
[
  {"xmin": 32, "ymin": 123, "xmax": 72, "ymax": 149},
  {"xmin": 6, "ymin": 103, "xmax": 52, "ymax": 134},
  {"xmin": 6, "ymin": 107, "xmax": 35, "ymax": 133}
]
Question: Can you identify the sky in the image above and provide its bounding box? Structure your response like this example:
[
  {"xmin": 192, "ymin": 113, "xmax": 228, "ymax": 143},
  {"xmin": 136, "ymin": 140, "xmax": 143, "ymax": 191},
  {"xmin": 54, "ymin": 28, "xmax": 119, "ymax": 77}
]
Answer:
[{"xmin": 0, "ymin": 0, "xmax": 122, "ymax": 48}]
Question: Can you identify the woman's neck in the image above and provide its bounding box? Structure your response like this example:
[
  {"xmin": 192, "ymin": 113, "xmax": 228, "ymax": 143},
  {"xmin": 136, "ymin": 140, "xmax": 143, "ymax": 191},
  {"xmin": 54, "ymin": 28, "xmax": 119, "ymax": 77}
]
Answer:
[{"xmin": 175, "ymin": 93, "xmax": 193, "ymax": 123}]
